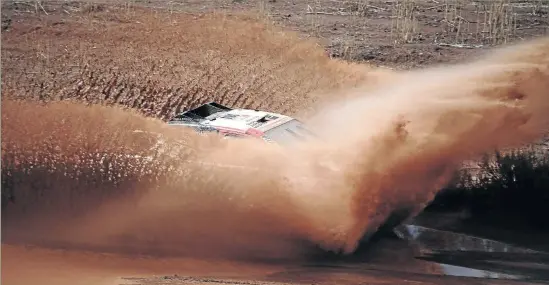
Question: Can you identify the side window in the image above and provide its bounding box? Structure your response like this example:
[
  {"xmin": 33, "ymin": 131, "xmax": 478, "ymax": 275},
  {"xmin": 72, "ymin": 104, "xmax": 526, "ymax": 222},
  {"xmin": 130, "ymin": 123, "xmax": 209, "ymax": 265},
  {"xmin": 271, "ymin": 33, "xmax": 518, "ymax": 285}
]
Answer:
[
  {"xmin": 285, "ymin": 128, "xmax": 307, "ymax": 140},
  {"xmin": 263, "ymin": 119, "xmax": 316, "ymax": 144},
  {"xmin": 295, "ymin": 124, "xmax": 317, "ymax": 137}
]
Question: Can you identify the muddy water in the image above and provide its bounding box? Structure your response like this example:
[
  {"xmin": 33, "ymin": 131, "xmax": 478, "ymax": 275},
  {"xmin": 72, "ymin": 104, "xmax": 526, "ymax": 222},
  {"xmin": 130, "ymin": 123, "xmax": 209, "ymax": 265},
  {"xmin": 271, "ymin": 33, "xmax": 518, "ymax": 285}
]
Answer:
[
  {"xmin": 254, "ymin": 224, "xmax": 549, "ymax": 285},
  {"xmin": 7, "ymin": 224, "xmax": 545, "ymax": 285},
  {"xmin": 3, "ymin": 27, "xmax": 549, "ymax": 285},
  {"xmin": 1, "ymin": 244, "xmax": 280, "ymax": 285}
]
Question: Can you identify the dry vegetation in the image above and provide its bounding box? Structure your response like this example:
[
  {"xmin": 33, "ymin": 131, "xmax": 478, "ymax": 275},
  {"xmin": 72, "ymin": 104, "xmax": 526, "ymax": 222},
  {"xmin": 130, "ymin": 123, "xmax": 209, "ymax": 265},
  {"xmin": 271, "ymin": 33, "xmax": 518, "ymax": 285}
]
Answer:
[
  {"xmin": 0, "ymin": 99, "xmax": 187, "ymax": 212},
  {"xmin": 3, "ymin": 0, "xmax": 547, "ymax": 71},
  {"xmin": 1, "ymin": 4, "xmax": 388, "ymax": 122},
  {"xmin": 275, "ymin": 0, "xmax": 548, "ymax": 67},
  {"xmin": 390, "ymin": 0, "xmax": 522, "ymax": 46}
]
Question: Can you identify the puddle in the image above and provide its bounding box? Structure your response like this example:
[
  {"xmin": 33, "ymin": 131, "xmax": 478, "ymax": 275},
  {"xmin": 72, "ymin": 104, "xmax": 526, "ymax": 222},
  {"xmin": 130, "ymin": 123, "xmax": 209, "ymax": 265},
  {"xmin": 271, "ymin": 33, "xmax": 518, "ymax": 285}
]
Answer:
[
  {"xmin": 394, "ymin": 224, "xmax": 549, "ymax": 282},
  {"xmin": 265, "ymin": 224, "xmax": 549, "ymax": 284},
  {"xmin": 394, "ymin": 224, "xmax": 539, "ymax": 253}
]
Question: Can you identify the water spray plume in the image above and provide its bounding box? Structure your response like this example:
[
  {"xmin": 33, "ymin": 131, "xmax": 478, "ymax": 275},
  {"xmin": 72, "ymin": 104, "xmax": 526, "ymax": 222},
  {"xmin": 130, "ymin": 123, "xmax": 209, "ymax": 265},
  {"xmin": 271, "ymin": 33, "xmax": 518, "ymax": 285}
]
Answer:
[{"xmin": 2, "ymin": 13, "xmax": 549, "ymax": 262}]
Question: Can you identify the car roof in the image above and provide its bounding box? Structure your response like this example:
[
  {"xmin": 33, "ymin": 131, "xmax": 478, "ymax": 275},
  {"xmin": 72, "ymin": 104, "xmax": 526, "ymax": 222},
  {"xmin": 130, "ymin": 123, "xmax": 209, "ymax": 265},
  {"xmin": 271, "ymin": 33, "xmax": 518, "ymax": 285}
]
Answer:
[{"xmin": 169, "ymin": 107, "xmax": 295, "ymax": 133}]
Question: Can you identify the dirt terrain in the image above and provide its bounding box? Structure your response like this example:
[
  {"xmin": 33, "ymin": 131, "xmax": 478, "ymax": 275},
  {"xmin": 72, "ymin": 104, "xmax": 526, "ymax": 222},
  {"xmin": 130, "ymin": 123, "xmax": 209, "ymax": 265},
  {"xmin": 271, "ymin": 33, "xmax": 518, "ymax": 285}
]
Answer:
[
  {"xmin": 2, "ymin": 1, "xmax": 549, "ymax": 285},
  {"xmin": 3, "ymin": 0, "xmax": 548, "ymax": 69},
  {"xmin": 148, "ymin": 0, "xmax": 549, "ymax": 68}
]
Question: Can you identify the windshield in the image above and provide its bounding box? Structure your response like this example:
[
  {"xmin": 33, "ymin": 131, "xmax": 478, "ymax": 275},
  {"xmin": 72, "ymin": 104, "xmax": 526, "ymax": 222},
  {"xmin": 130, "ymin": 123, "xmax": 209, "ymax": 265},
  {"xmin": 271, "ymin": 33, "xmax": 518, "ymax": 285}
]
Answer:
[{"xmin": 263, "ymin": 119, "xmax": 316, "ymax": 144}]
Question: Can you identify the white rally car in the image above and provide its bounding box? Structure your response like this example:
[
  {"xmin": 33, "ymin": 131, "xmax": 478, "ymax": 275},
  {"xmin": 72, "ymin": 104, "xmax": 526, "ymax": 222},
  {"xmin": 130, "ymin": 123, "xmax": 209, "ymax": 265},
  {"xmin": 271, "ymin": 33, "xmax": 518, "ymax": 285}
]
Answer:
[{"xmin": 167, "ymin": 102, "xmax": 317, "ymax": 144}]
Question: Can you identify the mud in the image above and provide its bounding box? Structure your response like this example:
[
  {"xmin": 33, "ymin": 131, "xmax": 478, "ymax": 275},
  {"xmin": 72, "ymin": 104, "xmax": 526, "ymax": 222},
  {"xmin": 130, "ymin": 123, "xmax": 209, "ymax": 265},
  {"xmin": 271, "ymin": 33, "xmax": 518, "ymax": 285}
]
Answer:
[{"xmin": 1, "ymin": 244, "xmax": 279, "ymax": 285}]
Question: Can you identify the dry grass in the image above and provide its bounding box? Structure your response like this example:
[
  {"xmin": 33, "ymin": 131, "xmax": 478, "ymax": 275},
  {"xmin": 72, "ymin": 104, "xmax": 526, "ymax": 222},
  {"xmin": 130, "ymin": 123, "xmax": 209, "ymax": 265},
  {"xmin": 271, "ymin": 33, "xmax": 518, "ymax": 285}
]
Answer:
[
  {"xmin": 390, "ymin": 0, "xmax": 419, "ymax": 45},
  {"xmin": 1, "ymin": 5, "xmax": 386, "ymax": 121},
  {"xmin": 306, "ymin": 0, "xmax": 325, "ymax": 37},
  {"xmin": 441, "ymin": 0, "xmax": 469, "ymax": 44},
  {"xmin": 306, "ymin": 0, "xmax": 525, "ymax": 47},
  {"xmin": 0, "ymin": 100, "xmax": 165, "ymax": 214},
  {"xmin": 438, "ymin": 0, "xmax": 517, "ymax": 45},
  {"xmin": 478, "ymin": 0, "xmax": 517, "ymax": 45}
]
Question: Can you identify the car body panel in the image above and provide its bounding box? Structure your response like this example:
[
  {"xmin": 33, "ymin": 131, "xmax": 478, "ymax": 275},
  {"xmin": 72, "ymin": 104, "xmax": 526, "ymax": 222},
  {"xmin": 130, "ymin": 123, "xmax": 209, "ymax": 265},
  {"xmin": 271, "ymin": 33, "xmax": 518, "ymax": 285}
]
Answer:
[{"xmin": 168, "ymin": 102, "xmax": 315, "ymax": 144}]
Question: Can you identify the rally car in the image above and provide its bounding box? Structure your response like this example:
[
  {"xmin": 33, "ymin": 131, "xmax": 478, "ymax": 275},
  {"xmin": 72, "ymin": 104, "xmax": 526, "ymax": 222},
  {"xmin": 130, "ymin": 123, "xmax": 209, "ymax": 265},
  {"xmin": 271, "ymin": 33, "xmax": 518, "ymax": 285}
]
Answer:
[
  {"xmin": 166, "ymin": 102, "xmax": 416, "ymax": 249},
  {"xmin": 167, "ymin": 102, "xmax": 317, "ymax": 144}
]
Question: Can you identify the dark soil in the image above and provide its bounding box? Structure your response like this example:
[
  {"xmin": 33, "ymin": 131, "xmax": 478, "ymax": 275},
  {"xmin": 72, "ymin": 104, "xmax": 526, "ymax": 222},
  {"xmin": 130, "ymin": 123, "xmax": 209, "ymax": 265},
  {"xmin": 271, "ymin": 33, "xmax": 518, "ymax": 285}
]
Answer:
[{"xmin": 2, "ymin": 0, "xmax": 548, "ymax": 69}]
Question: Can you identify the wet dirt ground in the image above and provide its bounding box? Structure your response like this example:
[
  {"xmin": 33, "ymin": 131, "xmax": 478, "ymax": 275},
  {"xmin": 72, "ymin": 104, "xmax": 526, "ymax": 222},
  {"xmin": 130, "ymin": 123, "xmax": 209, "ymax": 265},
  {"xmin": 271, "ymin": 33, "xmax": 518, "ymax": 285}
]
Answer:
[
  {"xmin": 120, "ymin": 224, "xmax": 549, "ymax": 285},
  {"xmin": 4, "ymin": 223, "xmax": 549, "ymax": 285}
]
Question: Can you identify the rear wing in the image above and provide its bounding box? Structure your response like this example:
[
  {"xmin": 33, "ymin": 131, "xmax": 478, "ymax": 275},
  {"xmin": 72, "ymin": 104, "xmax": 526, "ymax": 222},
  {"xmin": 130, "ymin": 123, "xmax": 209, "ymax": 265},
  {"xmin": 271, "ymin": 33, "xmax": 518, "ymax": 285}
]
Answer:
[{"xmin": 169, "ymin": 102, "xmax": 233, "ymax": 123}]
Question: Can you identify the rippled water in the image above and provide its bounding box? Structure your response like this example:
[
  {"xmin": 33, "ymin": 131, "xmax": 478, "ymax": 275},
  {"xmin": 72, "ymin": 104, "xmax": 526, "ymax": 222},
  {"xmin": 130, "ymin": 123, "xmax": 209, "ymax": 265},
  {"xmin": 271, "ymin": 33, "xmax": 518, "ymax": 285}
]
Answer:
[
  {"xmin": 394, "ymin": 224, "xmax": 549, "ymax": 282},
  {"xmin": 257, "ymin": 224, "xmax": 549, "ymax": 285}
]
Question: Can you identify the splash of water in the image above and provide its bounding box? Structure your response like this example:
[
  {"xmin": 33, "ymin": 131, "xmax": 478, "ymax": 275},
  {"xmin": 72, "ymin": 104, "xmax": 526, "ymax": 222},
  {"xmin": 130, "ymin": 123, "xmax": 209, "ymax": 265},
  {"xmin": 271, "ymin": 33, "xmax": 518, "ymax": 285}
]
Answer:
[{"xmin": 2, "ymin": 37, "xmax": 549, "ymax": 262}]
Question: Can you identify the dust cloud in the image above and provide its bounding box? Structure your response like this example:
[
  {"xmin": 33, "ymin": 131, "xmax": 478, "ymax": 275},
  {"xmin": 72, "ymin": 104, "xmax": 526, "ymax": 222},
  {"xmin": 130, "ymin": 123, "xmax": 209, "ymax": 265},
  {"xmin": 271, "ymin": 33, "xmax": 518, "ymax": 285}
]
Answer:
[{"xmin": 2, "ymin": 36, "xmax": 549, "ymax": 267}]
